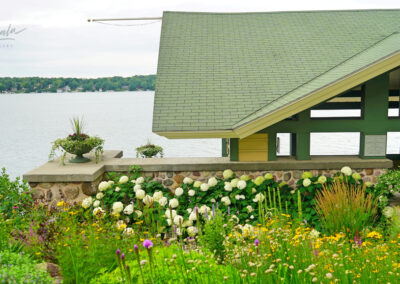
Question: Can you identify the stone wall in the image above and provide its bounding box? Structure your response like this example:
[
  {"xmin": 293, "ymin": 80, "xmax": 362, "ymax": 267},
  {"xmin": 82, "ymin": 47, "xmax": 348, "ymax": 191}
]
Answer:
[{"xmin": 29, "ymin": 168, "xmax": 386, "ymax": 204}]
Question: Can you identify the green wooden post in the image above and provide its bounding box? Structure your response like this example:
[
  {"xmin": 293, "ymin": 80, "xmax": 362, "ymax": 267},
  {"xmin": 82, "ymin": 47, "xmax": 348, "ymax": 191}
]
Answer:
[
  {"xmin": 268, "ymin": 132, "xmax": 277, "ymax": 161},
  {"xmin": 295, "ymin": 131, "xmax": 311, "ymax": 160},
  {"xmin": 221, "ymin": 138, "xmax": 228, "ymax": 157},
  {"xmin": 230, "ymin": 138, "xmax": 239, "ymax": 161},
  {"xmin": 290, "ymin": 133, "xmax": 297, "ymax": 157}
]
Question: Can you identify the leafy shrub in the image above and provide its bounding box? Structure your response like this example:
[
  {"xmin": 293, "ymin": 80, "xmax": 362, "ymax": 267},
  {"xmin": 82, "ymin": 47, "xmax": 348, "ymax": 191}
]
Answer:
[
  {"xmin": 0, "ymin": 250, "xmax": 53, "ymax": 283},
  {"xmin": 371, "ymin": 168, "xmax": 400, "ymax": 209},
  {"xmin": 315, "ymin": 180, "xmax": 377, "ymax": 236}
]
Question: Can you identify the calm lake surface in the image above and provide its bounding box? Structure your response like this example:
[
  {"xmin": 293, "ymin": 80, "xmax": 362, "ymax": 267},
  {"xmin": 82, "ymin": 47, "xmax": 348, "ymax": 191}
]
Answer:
[{"xmin": 0, "ymin": 91, "xmax": 399, "ymax": 178}]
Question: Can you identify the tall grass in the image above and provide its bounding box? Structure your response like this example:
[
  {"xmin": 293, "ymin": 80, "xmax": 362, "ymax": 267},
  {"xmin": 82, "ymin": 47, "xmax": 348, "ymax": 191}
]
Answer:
[{"xmin": 315, "ymin": 180, "xmax": 377, "ymax": 236}]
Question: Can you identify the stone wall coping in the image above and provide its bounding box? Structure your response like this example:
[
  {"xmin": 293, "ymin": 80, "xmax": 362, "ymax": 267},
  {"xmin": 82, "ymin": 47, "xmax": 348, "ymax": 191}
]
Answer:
[{"xmin": 23, "ymin": 150, "xmax": 393, "ymax": 183}]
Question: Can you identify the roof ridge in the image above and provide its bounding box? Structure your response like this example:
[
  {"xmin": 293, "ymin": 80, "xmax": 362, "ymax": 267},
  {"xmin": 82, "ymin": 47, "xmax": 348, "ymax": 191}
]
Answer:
[
  {"xmin": 163, "ymin": 9, "xmax": 400, "ymax": 16},
  {"xmin": 232, "ymin": 32, "xmax": 400, "ymax": 128}
]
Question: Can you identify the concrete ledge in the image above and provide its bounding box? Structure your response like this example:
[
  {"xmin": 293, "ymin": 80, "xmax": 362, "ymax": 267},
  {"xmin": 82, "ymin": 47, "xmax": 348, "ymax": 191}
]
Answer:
[{"xmin": 23, "ymin": 152, "xmax": 393, "ymax": 183}]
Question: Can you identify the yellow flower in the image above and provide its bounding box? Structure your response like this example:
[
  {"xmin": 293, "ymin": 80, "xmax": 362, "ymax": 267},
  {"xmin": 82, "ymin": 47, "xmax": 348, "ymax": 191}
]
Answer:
[
  {"xmin": 57, "ymin": 201, "xmax": 64, "ymax": 207},
  {"xmin": 35, "ymin": 252, "xmax": 41, "ymax": 255},
  {"xmin": 367, "ymin": 231, "xmax": 382, "ymax": 239},
  {"xmin": 65, "ymin": 227, "xmax": 70, "ymax": 232}
]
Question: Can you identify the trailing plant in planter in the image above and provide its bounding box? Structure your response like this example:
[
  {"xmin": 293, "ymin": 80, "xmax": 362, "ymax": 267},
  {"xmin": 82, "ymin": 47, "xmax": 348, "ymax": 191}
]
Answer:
[
  {"xmin": 49, "ymin": 117, "xmax": 104, "ymax": 165},
  {"xmin": 136, "ymin": 140, "xmax": 163, "ymax": 158}
]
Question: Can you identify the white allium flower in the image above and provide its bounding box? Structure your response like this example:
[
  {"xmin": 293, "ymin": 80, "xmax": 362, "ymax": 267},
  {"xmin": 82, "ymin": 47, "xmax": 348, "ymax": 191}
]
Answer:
[
  {"xmin": 199, "ymin": 205, "xmax": 210, "ymax": 214},
  {"xmin": 175, "ymin": 187, "xmax": 184, "ymax": 197},
  {"xmin": 115, "ymin": 186, "xmax": 121, "ymax": 192},
  {"xmin": 341, "ymin": 166, "xmax": 352, "ymax": 176},
  {"xmin": 135, "ymin": 210, "xmax": 142, "ymax": 218},
  {"xmin": 166, "ymin": 218, "xmax": 172, "ymax": 226},
  {"xmin": 200, "ymin": 183, "xmax": 209, "ymax": 192},
  {"xmin": 183, "ymin": 177, "xmax": 193, "ymax": 184},
  {"xmin": 383, "ymin": 206, "xmax": 395, "ymax": 218},
  {"xmin": 153, "ymin": 191, "xmax": 163, "ymax": 201},
  {"xmin": 135, "ymin": 189, "xmax": 146, "ymax": 200},
  {"xmin": 303, "ymin": 178, "xmax": 312, "ymax": 187},
  {"xmin": 230, "ymin": 178, "xmax": 239, "ymax": 188},
  {"xmin": 169, "ymin": 198, "xmax": 179, "ymax": 208},
  {"xmin": 165, "ymin": 209, "xmax": 177, "ymax": 219},
  {"xmin": 93, "ymin": 206, "xmax": 104, "ymax": 216},
  {"xmin": 112, "ymin": 202, "xmax": 124, "ymax": 214},
  {"xmin": 246, "ymin": 205, "xmax": 253, "ymax": 213},
  {"xmin": 187, "ymin": 208, "xmax": 193, "ymax": 213},
  {"xmin": 210, "ymin": 198, "xmax": 216, "ymax": 203},
  {"xmin": 193, "ymin": 181, "xmax": 202, "ymax": 188},
  {"xmin": 134, "ymin": 184, "xmax": 142, "ymax": 192},
  {"xmin": 143, "ymin": 195, "xmax": 153, "ymax": 206},
  {"xmin": 108, "ymin": 180, "xmax": 115, "ymax": 186},
  {"xmin": 98, "ymin": 181, "xmax": 110, "ymax": 192},
  {"xmin": 136, "ymin": 177, "xmax": 145, "ymax": 184},
  {"xmin": 189, "ymin": 211, "xmax": 197, "ymax": 221},
  {"xmin": 123, "ymin": 204, "xmax": 134, "ymax": 215},
  {"xmin": 96, "ymin": 192, "xmax": 104, "ymax": 200},
  {"xmin": 253, "ymin": 193, "xmax": 265, "ymax": 203},
  {"xmin": 158, "ymin": 197, "xmax": 168, "ymax": 207},
  {"xmin": 188, "ymin": 189, "xmax": 195, "ymax": 197},
  {"xmin": 237, "ymin": 180, "xmax": 247, "ymax": 190},
  {"xmin": 224, "ymin": 182, "xmax": 233, "ymax": 192},
  {"xmin": 187, "ymin": 226, "xmax": 198, "ymax": 236},
  {"xmin": 208, "ymin": 177, "xmax": 218, "ymax": 187},
  {"xmin": 223, "ymin": 169, "xmax": 234, "ymax": 180},
  {"xmin": 173, "ymin": 215, "xmax": 184, "ymax": 225},
  {"xmin": 221, "ymin": 196, "xmax": 231, "ymax": 206},
  {"xmin": 119, "ymin": 176, "xmax": 129, "ymax": 184},
  {"xmin": 123, "ymin": 227, "xmax": 134, "ymax": 236},
  {"xmin": 82, "ymin": 197, "xmax": 93, "ymax": 209},
  {"xmin": 182, "ymin": 219, "xmax": 193, "ymax": 227}
]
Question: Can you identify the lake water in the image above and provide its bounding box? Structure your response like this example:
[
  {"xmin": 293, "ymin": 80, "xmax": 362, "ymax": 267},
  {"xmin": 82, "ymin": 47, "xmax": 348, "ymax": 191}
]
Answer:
[{"xmin": 0, "ymin": 91, "xmax": 399, "ymax": 178}]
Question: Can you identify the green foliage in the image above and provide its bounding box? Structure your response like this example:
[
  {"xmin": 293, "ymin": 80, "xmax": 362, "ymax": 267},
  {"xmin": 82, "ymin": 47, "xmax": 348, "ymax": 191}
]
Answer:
[
  {"xmin": 0, "ymin": 75, "xmax": 156, "ymax": 93},
  {"xmin": 373, "ymin": 168, "xmax": 400, "ymax": 208},
  {"xmin": 70, "ymin": 116, "xmax": 85, "ymax": 135},
  {"xmin": 0, "ymin": 168, "xmax": 32, "ymax": 220},
  {"xmin": 0, "ymin": 250, "xmax": 53, "ymax": 283}
]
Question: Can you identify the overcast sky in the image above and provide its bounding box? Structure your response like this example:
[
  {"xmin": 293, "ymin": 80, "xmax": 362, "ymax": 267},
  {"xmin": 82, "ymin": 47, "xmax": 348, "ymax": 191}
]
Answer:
[{"xmin": 0, "ymin": 0, "xmax": 399, "ymax": 78}]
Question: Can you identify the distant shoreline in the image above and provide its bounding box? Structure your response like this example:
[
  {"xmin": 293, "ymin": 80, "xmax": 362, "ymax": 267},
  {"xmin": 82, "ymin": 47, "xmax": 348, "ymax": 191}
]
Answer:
[{"xmin": 0, "ymin": 89, "xmax": 154, "ymax": 95}]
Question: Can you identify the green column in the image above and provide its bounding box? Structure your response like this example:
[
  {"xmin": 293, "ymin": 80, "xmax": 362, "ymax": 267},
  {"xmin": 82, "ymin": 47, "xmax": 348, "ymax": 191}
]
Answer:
[
  {"xmin": 221, "ymin": 138, "xmax": 228, "ymax": 157},
  {"xmin": 229, "ymin": 138, "xmax": 239, "ymax": 161},
  {"xmin": 359, "ymin": 73, "xmax": 389, "ymax": 159},
  {"xmin": 268, "ymin": 132, "xmax": 277, "ymax": 161},
  {"xmin": 295, "ymin": 132, "xmax": 311, "ymax": 160}
]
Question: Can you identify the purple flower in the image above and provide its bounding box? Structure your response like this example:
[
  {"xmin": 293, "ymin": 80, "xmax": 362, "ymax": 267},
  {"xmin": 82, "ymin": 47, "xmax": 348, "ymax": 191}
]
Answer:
[
  {"xmin": 313, "ymin": 249, "xmax": 319, "ymax": 256},
  {"xmin": 143, "ymin": 239, "xmax": 153, "ymax": 249},
  {"xmin": 121, "ymin": 253, "xmax": 125, "ymax": 259},
  {"xmin": 116, "ymin": 249, "xmax": 121, "ymax": 255},
  {"xmin": 254, "ymin": 239, "xmax": 260, "ymax": 246},
  {"xmin": 134, "ymin": 244, "xmax": 138, "ymax": 251}
]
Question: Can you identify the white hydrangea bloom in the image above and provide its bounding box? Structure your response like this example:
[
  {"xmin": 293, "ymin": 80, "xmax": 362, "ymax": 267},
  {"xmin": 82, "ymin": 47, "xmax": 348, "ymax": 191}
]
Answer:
[
  {"xmin": 235, "ymin": 195, "xmax": 241, "ymax": 200},
  {"xmin": 341, "ymin": 166, "xmax": 352, "ymax": 176},
  {"xmin": 224, "ymin": 182, "xmax": 233, "ymax": 192},
  {"xmin": 383, "ymin": 206, "xmax": 395, "ymax": 218},
  {"xmin": 193, "ymin": 181, "xmax": 202, "ymax": 188},
  {"xmin": 82, "ymin": 197, "xmax": 93, "ymax": 209},
  {"xmin": 108, "ymin": 180, "xmax": 115, "ymax": 187},
  {"xmin": 189, "ymin": 211, "xmax": 197, "ymax": 221},
  {"xmin": 237, "ymin": 180, "xmax": 247, "ymax": 190},
  {"xmin": 169, "ymin": 198, "xmax": 179, "ymax": 208},
  {"xmin": 115, "ymin": 186, "xmax": 121, "ymax": 192},
  {"xmin": 264, "ymin": 173, "xmax": 273, "ymax": 180},
  {"xmin": 253, "ymin": 193, "xmax": 265, "ymax": 203},
  {"xmin": 208, "ymin": 177, "xmax": 218, "ymax": 187},
  {"xmin": 123, "ymin": 204, "xmax": 134, "ymax": 215},
  {"xmin": 230, "ymin": 178, "xmax": 239, "ymax": 188},
  {"xmin": 188, "ymin": 189, "xmax": 195, "ymax": 197},
  {"xmin": 93, "ymin": 206, "xmax": 104, "ymax": 216},
  {"xmin": 158, "ymin": 197, "xmax": 168, "ymax": 207},
  {"xmin": 183, "ymin": 177, "xmax": 193, "ymax": 184},
  {"xmin": 187, "ymin": 226, "xmax": 198, "ymax": 236},
  {"xmin": 112, "ymin": 202, "xmax": 124, "ymax": 214},
  {"xmin": 136, "ymin": 177, "xmax": 145, "ymax": 184},
  {"xmin": 123, "ymin": 227, "xmax": 134, "ymax": 236},
  {"xmin": 210, "ymin": 198, "xmax": 216, "ymax": 203},
  {"xmin": 200, "ymin": 183, "xmax": 209, "ymax": 192},
  {"xmin": 153, "ymin": 191, "xmax": 163, "ymax": 202},
  {"xmin": 303, "ymin": 178, "xmax": 312, "ymax": 187},
  {"xmin": 223, "ymin": 169, "xmax": 234, "ymax": 180},
  {"xmin": 246, "ymin": 205, "xmax": 253, "ymax": 213},
  {"xmin": 175, "ymin": 187, "xmax": 184, "ymax": 197},
  {"xmin": 135, "ymin": 189, "xmax": 146, "ymax": 200},
  {"xmin": 187, "ymin": 208, "xmax": 193, "ymax": 214},
  {"xmin": 199, "ymin": 205, "xmax": 210, "ymax": 214},
  {"xmin": 134, "ymin": 184, "xmax": 142, "ymax": 192},
  {"xmin": 98, "ymin": 181, "xmax": 110, "ymax": 192},
  {"xmin": 173, "ymin": 215, "xmax": 184, "ymax": 225},
  {"xmin": 119, "ymin": 176, "xmax": 129, "ymax": 184},
  {"xmin": 252, "ymin": 188, "xmax": 257, "ymax": 194},
  {"xmin": 317, "ymin": 176, "xmax": 327, "ymax": 184},
  {"xmin": 96, "ymin": 192, "xmax": 104, "ymax": 200},
  {"xmin": 221, "ymin": 196, "xmax": 231, "ymax": 206},
  {"xmin": 93, "ymin": 200, "xmax": 100, "ymax": 208}
]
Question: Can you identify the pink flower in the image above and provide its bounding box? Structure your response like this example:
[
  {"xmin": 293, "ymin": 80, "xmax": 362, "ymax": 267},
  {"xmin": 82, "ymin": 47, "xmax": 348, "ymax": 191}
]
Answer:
[{"xmin": 143, "ymin": 239, "xmax": 153, "ymax": 249}]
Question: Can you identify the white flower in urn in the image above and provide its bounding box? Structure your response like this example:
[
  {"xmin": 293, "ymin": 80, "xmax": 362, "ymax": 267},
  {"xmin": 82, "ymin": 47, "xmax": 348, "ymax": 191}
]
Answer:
[
  {"xmin": 158, "ymin": 196, "xmax": 168, "ymax": 207},
  {"xmin": 153, "ymin": 191, "xmax": 163, "ymax": 202},
  {"xmin": 237, "ymin": 180, "xmax": 247, "ymax": 190},
  {"xmin": 169, "ymin": 198, "xmax": 179, "ymax": 208},
  {"xmin": 224, "ymin": 182, "xmax": 233, "ymax": 192},
  {"xmin": 136, "ymin": 177, "xmax": 145, "ymax": 184},
  {"xmin": 112, "ymin": 201, "xmax": 124, "ymax": 214},
  {"xmin": 200, "ymin": 183, "xmax": 209, "ymax": 192},
  {"xmin": 96, "ymin": 192, "xmax": 104, "ymax": 200},
  {"xmin": 143, "ymin": 195, "xmax": 153, "ymax": 206},
  {"xmin": 208, "ymin": 177, "xmax": 218, "ymax": 187},
  {"xmin": 183, "ymin": 177, "xmax": 193, "ymax": 184},
  {"xmin": 119, "ymin": 176, "xmax": 129, "ymax": 184},
  {"xmin": 98, "ymin": 181, "xmax": 110, "ymax": 192},
  {"xmin": 175, "ymin": 187, "xmax": 184, "ymax": 197},
  {"xmin": 221, "ymin": 196, "xmax": 231, "ymax": 206},
  {"xmin": 135, "ymin": 189, "xmax": 146, "ymax": 200},
  {"xmin": 81, "ymin": 197, "xmax": 93, "ymax": 209},
  {"xmin": 188, "ymin": 189, "xmax": 195, "ymax": 197},
  {"xmin": 341, "ymin": 166, "xmax": 352, "ymax": 176},
  {"xmin": 93, "ymin": 200, "xmax": 100, "ymax": 208},
  {"xmin": 123, "ymin": 204, "xmax": 134, "ymax": 215},
  {"xmin": 303, "ymin": 178, "xmax": 312, "ymax": 187}
]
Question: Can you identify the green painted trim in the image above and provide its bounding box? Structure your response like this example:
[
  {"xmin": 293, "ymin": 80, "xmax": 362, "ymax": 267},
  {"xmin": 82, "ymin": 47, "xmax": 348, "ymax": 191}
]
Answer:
[
  {"xmin": 267, "ymin": 132, "xmax": 277, "ymax": 161},
  {"xmin": 222, "ymin": 138, "xmax": 228, "ymax": 157},
  {"xmin": 291, "ymin": 133, "xmax": 297, "ymax": 157},
  {"xmin": 295, "ymin": 132, "xmax": 311, "ymax": 160},
  {"xmin": 230, "ymin": 138, "xmax": 239, "ymax": 161}
]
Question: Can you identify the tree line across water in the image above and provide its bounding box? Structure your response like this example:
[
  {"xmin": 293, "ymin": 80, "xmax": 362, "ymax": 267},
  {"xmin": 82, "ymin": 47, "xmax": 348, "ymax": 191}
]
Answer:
[{"xmin": 0, "ymin": 75, "xmax": 156, "ymax": 93}]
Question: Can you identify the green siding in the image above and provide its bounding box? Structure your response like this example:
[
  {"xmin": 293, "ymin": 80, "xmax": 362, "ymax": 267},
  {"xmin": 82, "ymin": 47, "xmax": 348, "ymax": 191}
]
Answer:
[{"xmin": 229, "ymin": 138, "xmax": 239, "ymax": 161}]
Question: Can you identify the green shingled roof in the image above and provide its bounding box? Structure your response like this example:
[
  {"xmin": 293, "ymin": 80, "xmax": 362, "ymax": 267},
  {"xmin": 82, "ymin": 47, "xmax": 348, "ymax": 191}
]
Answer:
[{"xmin": 153, "ymin": 10, "xmax": 400, "ymax": 135}]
